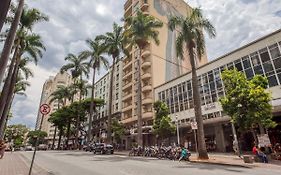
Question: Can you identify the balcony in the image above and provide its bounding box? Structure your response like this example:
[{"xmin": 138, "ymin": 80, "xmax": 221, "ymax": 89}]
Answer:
[
  {"xmin": 142, "ymin": 97, "xmax": 153, "ymax": 104},
  {"xmin": 141, "ymin": 61, "xmax": 151, "ymax": 69},
  {"xmin": 123, "ymin": 105, "xmax": 133, "ymax": 112},
  {"xmin": 141, "ymin": 48, "xmax": 151, "ymax": 58},
  {"xmin": 122, "ymin": 93, "xmax": 132, "ymax": 101},
  {"xmin": 143, "ymin": 111, "xmax": 153, "ymax": 119},
  {"xmin": 142, "ymin": 85, "xmax": 152, "ymax": 92},
  {"xmin": 123, "ymin": 71, "xmax": 132, "ymax": 79},
  {"xmin": 122, "ymin": 82, "xmax": 132, "ymax": 91},
  {"xmin": 124, "ymin": 0, "xmax": 132, "ymax": 9},
  {"xmin": 141, "ymin": 72, "xmax": 151, "ymax": 80},
  {"xmin": 141, "ymin": 0, "xmax": 149, "ymax": 11},
  {"xmin": 123, "ymin": 59, "xmax": 132, "ymax": 70}
]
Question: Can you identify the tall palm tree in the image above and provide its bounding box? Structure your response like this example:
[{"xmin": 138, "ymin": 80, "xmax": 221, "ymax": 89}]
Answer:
[
  {"xmin": 60, "ymin": 52, "xmax": 90, "ymax": 148},
  {"xmin": 0, "ymin": 32, "xmax": 45, "ymax": 138},
  {"xmin": 168, "ymin": 8, "xmax": 216, "ymax": 159},
  {"xmin": 96, "ymin": 23, "xmax": 125, "ymax": 143},
  {"xmin": 81, "ymin": 38, "xmax": 109, "ymax": 143},
  {"xmin": 0, "ymin": 0, "xmax": 24, "ymax": 86},
  {"xmin": 0, "ymin": 0, "xmax": 12, "ymax": 32},
  {"xmin": 124, "ymin": 10, "xmax": 163, "ymax": 146}
]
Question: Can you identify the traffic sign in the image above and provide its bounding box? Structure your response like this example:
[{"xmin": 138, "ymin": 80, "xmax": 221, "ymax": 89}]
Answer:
[
  {"xmin": 191, "ymin": 121, "xmax": 198, "ymax": 130},
  {"xmin": 40, "ymin": 104, "xmax": 51, "ymax": 115}
]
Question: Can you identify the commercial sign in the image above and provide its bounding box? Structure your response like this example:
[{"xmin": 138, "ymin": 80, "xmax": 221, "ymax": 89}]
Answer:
[{"xmin": 257, "ymin": 134, "xmax": 271, "ymax": 147}]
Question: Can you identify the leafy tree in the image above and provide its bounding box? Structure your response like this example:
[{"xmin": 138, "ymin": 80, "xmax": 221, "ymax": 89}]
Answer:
[
  {"xmin": 153, "ymin": 101, "xmax": 175, "ymax": 143},
  {"xmin": 124, "ymin": 10, "xmax": 163, "ymax": 146},
  {"xmin": 81, "ymin": 38, "xmax": 109, "ymax": 142},
  {"xmin": 4, "ymin": 124, "xmax": 29, "ymax": 147},
  {"xmin": 111, "ymin": 118, "xmax": 125, "ymax": 144},
  {"xmin": 220, "ymin": 69, "xmax": 276, "ymax": 144},
  {"xmin": 97, "ymin": 22, "xmax": 125, "ymax": 143},
  {"xmin": 168, "ymin": 8, "xmax": 216, "ymax": 159},
  {"xmin": 27, "ymin": 130, "xmax": 47, "ymax": 146}
]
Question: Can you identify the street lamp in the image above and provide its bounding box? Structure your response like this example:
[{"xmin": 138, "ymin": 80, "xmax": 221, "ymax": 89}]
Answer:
[{"xmin": 175, "ymin": 115, "xmax": 180, "ymax": 145}]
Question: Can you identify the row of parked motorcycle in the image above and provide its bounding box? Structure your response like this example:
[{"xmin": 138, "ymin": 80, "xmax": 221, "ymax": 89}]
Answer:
[{"xmin": 129, "ymin": 146, "xmax": 191, "ymax": 161}]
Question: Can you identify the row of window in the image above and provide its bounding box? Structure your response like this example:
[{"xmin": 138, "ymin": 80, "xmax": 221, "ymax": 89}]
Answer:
[{"xmin": 158, "ymin": 41, "xmax": 281, "ymax": 114}]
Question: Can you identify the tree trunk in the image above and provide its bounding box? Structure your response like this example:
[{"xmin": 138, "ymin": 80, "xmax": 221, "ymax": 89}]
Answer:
[
  {"xmin": 0, "ymin": 45, "xmax": 18, "ymax": 133},
  {"xmin": 88, "ymin": 68, "xmax": 96, "ymax": 143},
  {"xmin": 251, "ymin": 128, "xmax": 258, "ymax": 145},
  {"xmin": 75, "ymin": 78, "xmax": 82, "ymax": 149},
  {"xmin": 0, "ymin": 54, "xmax": 20, "ymax": 139},
  {"xmin": 1, "ymin": 94, "xmax": 15, "ymax": 136},
  {"xmin": 137, "ymin": 48, "xmax": 143, "ymax": 147},
  {"xmin": 51, "ymin": 103, "xmax": 60, "ymax": 150},
  {"xmin": 57, "ymin": 129, "xmax": 63, "ymax": 150},
  {"xmin": 188, "ymin": 44, "xmax": 209, "ymax": 159},
  {"xmin": 65, "ymin": 119, "xmax": 71, "ymax": 149},
  {"xmin": 107, "ymin": 56, "xmax": 116, "ymax": 144},
  {"xmin": 0, "ymin": 0, "xmax": 24, "ymax": 86},
  {"xmin": 0, "ymin": 0, "xmax": 12, "ymax": 32}
]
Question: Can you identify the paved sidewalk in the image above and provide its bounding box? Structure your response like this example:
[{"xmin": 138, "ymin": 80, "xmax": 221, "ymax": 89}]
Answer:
[
  {"xmin": 115, "ymin": 151, "xmax": 281, "ymax": 169},
  {"xmin": 0, "ymin": 152, "xmax": 48, "ymax": 175}
]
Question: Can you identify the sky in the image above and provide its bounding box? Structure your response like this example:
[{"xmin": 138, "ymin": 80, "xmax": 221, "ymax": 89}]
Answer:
[{"xmin": 8, "ymin": 0, "xmax": 281, "ymax": 128}]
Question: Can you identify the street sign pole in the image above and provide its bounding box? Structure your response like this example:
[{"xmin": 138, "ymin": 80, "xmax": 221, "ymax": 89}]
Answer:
[
  {"xmin": 28, "ymin": 104, "xmax": 50, "ymax": 175},
  {"xmin": 193, "ymin": 129, "xmax": 198, "ymax": 154}
]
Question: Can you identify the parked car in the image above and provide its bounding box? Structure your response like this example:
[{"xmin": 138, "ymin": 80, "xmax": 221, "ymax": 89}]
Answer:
[
  {"xmin": 38, "ymin": 144, "xmax": 48, "ymax": 151},
  {"xmin": 25, "ymin": 145, "xmax": 33, "ymax": 151},
  {"xmin": 93, "ymin": 143, "xmax": 114, "ymax": 154}
]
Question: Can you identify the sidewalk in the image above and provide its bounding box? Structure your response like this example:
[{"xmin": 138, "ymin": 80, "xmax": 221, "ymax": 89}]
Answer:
[
  {"xmin": 115, "ymin": 151, "xmax": 281, "ymax": 169},
  {"xmin": 0, "ymin": 152, "xmax": 47, "ymax": 175}
]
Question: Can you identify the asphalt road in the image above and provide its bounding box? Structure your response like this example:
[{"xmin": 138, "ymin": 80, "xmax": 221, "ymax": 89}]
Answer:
[{"xmin": 21, "ymin": 151, "xmax": 280, "ymax": 175}]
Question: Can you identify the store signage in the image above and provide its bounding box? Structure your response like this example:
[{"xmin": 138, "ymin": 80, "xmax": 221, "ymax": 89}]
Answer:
[{"xmin": 257, "ymin": 134, "xmax": 271, "ymax": 147}]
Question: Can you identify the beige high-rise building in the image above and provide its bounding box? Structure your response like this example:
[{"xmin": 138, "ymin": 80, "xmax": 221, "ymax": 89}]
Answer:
[
  {"xmin": 35, "ymin": 72, "xmax": 73, "ymax": 146},
  {"xmin": 121, "ymin": 0, "xmax": 207, "ymax": 147}
]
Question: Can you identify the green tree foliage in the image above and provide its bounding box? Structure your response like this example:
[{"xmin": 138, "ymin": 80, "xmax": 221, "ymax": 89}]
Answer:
[
  {"xmin": 111, "ymin": 118, "xmax": 125, "ymax": 144},
  {"xmin": 153, "ymin": 101, "xmax": 175, "ymax": 140},
  {"xmin": 220, "ymin": 69, "xmax": 276, "ymax": 132},
  {"xmin": 4, "ymin": 124, "xmax": 29, "ymax": 147},
  {"xmin": 27, "ymin": 130, "xmax": 47, "ymax": 146}
]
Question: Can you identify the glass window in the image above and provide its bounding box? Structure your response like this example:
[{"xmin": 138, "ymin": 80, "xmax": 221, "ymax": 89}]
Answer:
[
  {"xmin": 208, "ymin": 71, "xmax": 214, "ymax": 82},
  {"xmin": 235, "ymin": 60, "xmax": 243, "ymax": 71},
  {"xmin": 187, "ymin": 81, "xmax": 192, "ymax": 91},
  {"xmin": 268, "ymin": 75, "xmax": 278, "ymax": 87},
  {"xmin": 263, "ymin": 62, "xmax": 274, "ymax": 73},
  {"xmin": 254, "ymin": 65, "xmax": 264, "ymax": 75},
  {"xmin": 242, "ymin": 57, "xmax": 251, "ymax": 69},
  {"xmin": 227, "ymin": 63, "xmax": 234, "ymax": 69},
  {"xmin": 269, "ymin": 44, "xmax": 281, "ymax": 59},
  {"xmin": 273, "ymin": 57, "xmax": 281, "ymax": 70},
  {"xmin": 251, "ymin": 53, "xmax": 260, "ymax": 66},
  {"xmin": 245, "ymin": 68, "xmax": 254, "ymax": 79},
  {"xmin": 259, "ymin": 48, "xmax": 270, "ymax": 63},
  {"xmin": 211, "ymin": 93, "xmax": 217, "ymax": 102},
  {"xmin": 216, "ymin": 79, "xmax": 223, "ymax": 89},
  {"xmin": 202, "ymin": 74, "xmax": 208, "ymax": 84},
  {"xmin": 189, "ymin": 100, "xmax": 194, "ymax": 108},
  {"xmin": 210, "ymin": 82, "xmax": 216, "ymax": 91}
]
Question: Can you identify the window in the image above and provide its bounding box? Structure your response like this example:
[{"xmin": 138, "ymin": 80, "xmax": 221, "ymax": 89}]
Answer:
[
  {"xmin": 245, "ymin": 68, "xmax": 254, "ymax": 79},
  {"xmin": 227, "ymin": 62, "xmax": 234, "ymax": 69},
  {"xmin": 251, "ymin": 53, "xmax": 260, "ymax": 66},
  {"xmin": 269, "ymin": 44, "xmax": 281, "ymax": 59},
  {"xmin": 242, "ymin": 56, "xmax": 251, "ymax": 69},
  {"xmin": 277, "ymin": 73, "xmax": 281, "ymax": 83},
  {"xmin": 263, "ymin": 62, "xmax": 274, "ymax": 73},
  {"xmin": 208, "ymin": 71, "xmax": 214, "ymax": 82},
  {"xmin": 253, "ymin": 65, "xmax": 263, "ymax": 75},
  {"xmin": 235, "ymin": 60, "xmax": 243, "ymax": 71},
  {"xmin": 267, "ymin": 75, "xmax": 278, "ymax": 87},
  {"xmin": 116, "ymin": 93, "xmax": 119, "ymax": 100},
  {"xmin": 259, "ymin": 48, "xmax": 270, "ymax": 63},
  {"xmin": 273, "ymin": 57, "xmax": 281, "ymax": 70}
]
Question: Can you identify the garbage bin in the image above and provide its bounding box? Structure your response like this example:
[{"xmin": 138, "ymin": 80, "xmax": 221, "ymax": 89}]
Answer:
[{"xmin": 243, "ymin": 155, "xmax": 253, "ymax": 163}]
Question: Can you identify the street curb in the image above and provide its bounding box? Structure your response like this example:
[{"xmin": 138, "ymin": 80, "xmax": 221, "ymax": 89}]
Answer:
[{"xmin": 189, "ymin": 160, "xmax": 255, "ymax": 168}]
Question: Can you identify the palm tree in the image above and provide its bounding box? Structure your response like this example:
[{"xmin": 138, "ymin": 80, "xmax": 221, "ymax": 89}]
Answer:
[
  {"xmin": 81, "ymin": 38, "xmax": 109, "ymax": 143},
  {"xmin": 60, "ymin": 52, "xmax": 90, "ymax": 148},
  {"xmin": 0, "ymin": 0, "xmax": 24, "ymax": 86},
  {"xmin": 168, "ymin": 8, "xmax": 216, "ymax": 159},
  {"xmin": 124, "ymin": 10, "xmax": 163, "ymax": 146},
  {"xmin": 0, "ymin": 32, "xmax": 46, "ymax": 138},
  {"xmin": 96, "ymin": 23, "xmax": 125, "ymax": 143},
  {"xmin": 0, "ymin": 0, "xmax": 12, "ymax": 32}
]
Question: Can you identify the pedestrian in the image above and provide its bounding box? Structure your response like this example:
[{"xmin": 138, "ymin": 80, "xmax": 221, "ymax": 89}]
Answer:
[
  {"xmin": 0, "ymin": 140, "xmax": 6, "ymax": 159},
  {"xmin": 179, "ymin": 147, "xmax": 187, "ymax": 162},
  {"xmin": 257, "ymin": 147, "xmax": 268, "ymax": 163}
]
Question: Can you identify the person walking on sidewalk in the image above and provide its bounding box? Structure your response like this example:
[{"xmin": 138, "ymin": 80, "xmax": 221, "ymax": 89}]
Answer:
[{"xmin": 0, "ymin": 140, "xmax": 6, "ymax": 159}]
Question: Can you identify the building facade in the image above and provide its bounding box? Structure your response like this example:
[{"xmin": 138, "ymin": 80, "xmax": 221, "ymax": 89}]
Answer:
[
  {"xmin": 154, "ymin": 29, "xmax": 281, "ymax": 152},
  {"xmin": 90, "ymin": 60, "xmax": 123, "ymax": 141},
  {"xmin": 35, "ymin": 72, "xmax": 73, "ymax": 146},
  {"xmin": 121, "ymin": 0, "xmax": 208, "ymax": 148}
]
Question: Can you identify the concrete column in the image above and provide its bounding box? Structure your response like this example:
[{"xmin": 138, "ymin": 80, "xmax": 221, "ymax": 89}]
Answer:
[{"xmin": 215, "ymin": 124, "xmax": 226, "ymax": 152}]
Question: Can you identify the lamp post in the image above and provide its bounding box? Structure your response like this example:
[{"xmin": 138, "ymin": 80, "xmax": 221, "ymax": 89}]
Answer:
[{"xmin": 175, "ymin": 115, "xmax": 180, "ymax": 145}]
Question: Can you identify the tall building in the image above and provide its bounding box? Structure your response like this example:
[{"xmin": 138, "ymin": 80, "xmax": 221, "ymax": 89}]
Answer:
[
  {"xmin": 89, "ymin": 60, "xmax": 123, "ymax": 141},
  {"xmin": 155, "ymin": 29, "xmax": 281, "ymax": 152},
  {"xmin": 35, "ymin": 72, "xmax": 73, "ymax": 146},
  {"xmin": 121, "ymin": 0, "xmax": 207, "ymax": 147}
]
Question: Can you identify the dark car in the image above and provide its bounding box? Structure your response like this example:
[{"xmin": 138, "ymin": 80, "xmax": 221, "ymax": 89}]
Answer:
[
  {"xmin": 93, "ymin": 143, "xmax": 114, "ymax": 154},
  {"xmin": 83, "ymin": 144, "xmax": 95, "ymax": 152}
]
